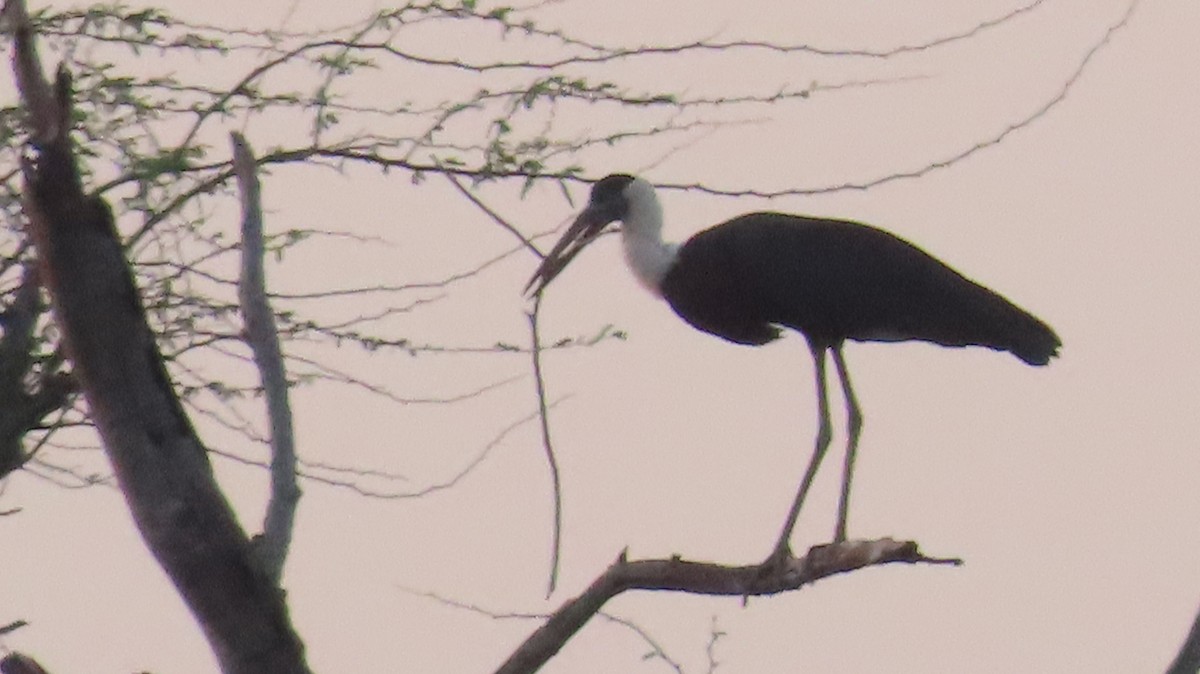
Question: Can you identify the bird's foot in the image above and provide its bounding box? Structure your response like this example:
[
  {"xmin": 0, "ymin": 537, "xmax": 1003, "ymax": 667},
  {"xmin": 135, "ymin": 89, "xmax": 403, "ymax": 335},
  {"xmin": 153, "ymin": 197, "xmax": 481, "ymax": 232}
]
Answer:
[
  {"xmin": 758, "ymin": 542, "xmax": 794, "ymax": 576},
  {"xmin": 740, "ymin": 543, "xmax": 794, "ymax": 604}
]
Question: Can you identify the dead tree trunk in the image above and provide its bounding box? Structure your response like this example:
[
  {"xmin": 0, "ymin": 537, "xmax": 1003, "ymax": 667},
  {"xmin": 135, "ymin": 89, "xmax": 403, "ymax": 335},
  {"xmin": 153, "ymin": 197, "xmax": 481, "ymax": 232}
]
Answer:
[{"xmin": 7, "ymin": 0, "xmax": 310, "ymax": 670}]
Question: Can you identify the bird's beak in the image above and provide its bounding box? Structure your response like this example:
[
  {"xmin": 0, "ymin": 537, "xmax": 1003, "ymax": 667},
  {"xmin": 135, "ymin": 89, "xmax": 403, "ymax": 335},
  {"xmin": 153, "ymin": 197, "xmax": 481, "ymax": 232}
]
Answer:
[{"xmin": 524, "ymin": 205, "xmax": 612, "ymax": 296}]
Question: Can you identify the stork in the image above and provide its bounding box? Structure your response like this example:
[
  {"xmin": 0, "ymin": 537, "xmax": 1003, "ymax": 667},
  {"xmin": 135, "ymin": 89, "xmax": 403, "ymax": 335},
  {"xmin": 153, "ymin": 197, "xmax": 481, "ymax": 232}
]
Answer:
[{"xmin": 526, "ymin": 174, "xmax": 1060, "ymax": 565}]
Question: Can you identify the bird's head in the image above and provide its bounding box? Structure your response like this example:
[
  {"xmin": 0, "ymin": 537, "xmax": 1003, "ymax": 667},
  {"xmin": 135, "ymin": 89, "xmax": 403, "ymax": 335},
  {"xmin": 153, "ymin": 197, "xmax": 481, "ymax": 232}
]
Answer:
[{"xmin": 525, "ymin": 174, "xmax": 637, "ymax": 296}]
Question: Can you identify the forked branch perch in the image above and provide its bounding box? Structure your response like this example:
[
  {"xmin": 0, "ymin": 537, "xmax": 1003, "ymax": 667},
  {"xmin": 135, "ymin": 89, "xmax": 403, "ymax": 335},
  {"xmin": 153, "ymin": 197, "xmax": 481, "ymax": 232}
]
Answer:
[
  {"xmin": 495, "ymin": 538, "xmax": 961, "ymax": 674},
  {"xmin": 9, "ymin": 1, "xmax": 309, "ymax": 670}
]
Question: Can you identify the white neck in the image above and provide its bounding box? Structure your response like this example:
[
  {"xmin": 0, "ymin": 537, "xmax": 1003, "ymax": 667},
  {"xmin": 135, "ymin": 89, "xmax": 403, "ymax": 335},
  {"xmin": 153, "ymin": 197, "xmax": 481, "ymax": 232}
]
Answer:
[{"xmin": 619, "ymin": 178, "xmax": 678, "ymax": 296}]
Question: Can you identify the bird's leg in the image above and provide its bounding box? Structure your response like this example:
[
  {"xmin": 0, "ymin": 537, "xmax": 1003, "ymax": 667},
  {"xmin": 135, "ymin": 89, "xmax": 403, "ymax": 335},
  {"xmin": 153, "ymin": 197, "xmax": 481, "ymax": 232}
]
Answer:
[
  {"xmin": 763, "ymin": 344, "xmax": 832, "ymax": 568},
  {"xmin": 831, "ymin": 344, "xmax": 863, "ymax": 543}
]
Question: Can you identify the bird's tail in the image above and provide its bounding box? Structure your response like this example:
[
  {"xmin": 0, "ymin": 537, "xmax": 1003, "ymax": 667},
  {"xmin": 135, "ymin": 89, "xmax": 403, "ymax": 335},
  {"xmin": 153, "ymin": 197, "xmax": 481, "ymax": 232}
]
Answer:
[
  {"xmin": 1001, "ymin": 309, "xmax": 1061, "ymax": 365},
  {"xmin": 967, "ymin": 287, "xmax": 1061, "ymax": 366}
]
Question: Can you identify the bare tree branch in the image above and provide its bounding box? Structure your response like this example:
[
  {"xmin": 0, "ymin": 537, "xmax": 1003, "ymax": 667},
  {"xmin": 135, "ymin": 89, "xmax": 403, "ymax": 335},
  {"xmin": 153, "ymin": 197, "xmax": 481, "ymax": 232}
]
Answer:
[
  {"xmin": 0, "ymin": 653, "xmax": 49, "ymax": 674},
  {"xmin": 1166, "ymin": 600, "xmax": 1200, "ymax": 674},
  {"xmin": 495, "ymin": 539, "xmax": 962, "ymax": 674},
  {"xmin": 2, "ymin": 0, "xmax": 56, "ymax": 145},
  {"xmin": 0, "ymin": 262, "xmax": 75, "ymax": 477},
  {"xmin": 10, "ymin": 1, "xmax": 310, "ymax": 669},
  {"xmin": 231, "ymin": 131, "xmax": 300, "ymax": 584}
]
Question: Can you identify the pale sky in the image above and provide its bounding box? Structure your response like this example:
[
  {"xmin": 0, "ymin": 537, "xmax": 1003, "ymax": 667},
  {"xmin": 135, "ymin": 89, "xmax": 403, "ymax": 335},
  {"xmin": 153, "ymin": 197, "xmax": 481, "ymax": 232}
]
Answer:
[{"xmin": 3, "ymin": 0, "xmax": 1199, "ymax": 672}]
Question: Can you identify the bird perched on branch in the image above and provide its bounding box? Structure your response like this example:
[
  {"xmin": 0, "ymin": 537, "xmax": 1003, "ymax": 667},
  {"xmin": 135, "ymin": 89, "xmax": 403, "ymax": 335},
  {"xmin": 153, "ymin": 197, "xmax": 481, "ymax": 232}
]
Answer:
[{"xmin": 527, "ymin": 174, "xmax": 1060, "ymax": 565}]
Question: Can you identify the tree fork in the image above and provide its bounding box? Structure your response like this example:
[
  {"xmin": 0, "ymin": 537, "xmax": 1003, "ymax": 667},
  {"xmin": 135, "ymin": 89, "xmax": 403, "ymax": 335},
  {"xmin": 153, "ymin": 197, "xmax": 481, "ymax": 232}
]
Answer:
[{"xmin": 7, "ymin": 0, "xmax": 310, "ymax": 670}]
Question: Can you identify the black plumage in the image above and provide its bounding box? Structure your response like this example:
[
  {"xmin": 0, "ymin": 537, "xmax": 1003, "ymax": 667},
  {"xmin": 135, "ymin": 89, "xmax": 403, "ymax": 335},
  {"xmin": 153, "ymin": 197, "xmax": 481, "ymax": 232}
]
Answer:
[
  {"xmin": 660, "ymin": 212, "xmax": 1059, "ymax": 364},
  {"xmin": 527, "ymin": 174, "xmax": 1060, "ymax": 564}
]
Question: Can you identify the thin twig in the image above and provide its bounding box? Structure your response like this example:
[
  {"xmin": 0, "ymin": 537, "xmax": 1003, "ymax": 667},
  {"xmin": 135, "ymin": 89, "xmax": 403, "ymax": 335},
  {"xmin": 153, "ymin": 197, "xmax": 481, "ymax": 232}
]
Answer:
[
  {"xmin": 660, "ymin": 0, "xmax": 1141, "ymax": 199},
  {"xmin": 209, "ymin": 401, "xmax": 565, "ymax": 499},
  {"xmin": 528, "ymin": 295, "xmax": 562, "ymax": 597},
  {"xmin": 443, "ymin": 172, "xmax": 545, "ymax": 259},
  {"xmin": 398, "ymin": 587, "xmax": 684, "ymax": 674},
  {"xmin": 704, "ymin": 615, "xmax": 726, "ymax": 674}
]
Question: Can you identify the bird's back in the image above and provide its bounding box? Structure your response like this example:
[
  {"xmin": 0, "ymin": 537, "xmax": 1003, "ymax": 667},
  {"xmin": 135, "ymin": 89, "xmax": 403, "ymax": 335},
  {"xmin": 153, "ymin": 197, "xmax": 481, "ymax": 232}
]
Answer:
[{"xmin": 660, "ymin": 213, "xmax": 1061, "ymax": 365}]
